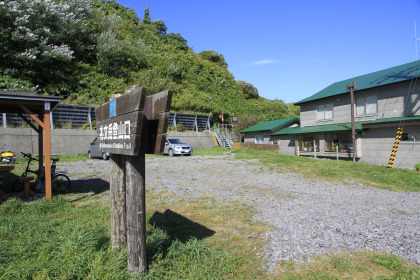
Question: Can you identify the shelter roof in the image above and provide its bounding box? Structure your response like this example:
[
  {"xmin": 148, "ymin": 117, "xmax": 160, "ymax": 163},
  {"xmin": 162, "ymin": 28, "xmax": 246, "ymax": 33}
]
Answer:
[{"xmin": 0, "ymin": 91, "xmax": 62, "ymax": 114}]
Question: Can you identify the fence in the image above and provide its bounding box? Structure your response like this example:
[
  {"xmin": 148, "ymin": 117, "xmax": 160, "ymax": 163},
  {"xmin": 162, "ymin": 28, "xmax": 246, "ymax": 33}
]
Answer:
[
  {"xmin": 1, "ymin": 104, "xmax": 212, "ymax": 131},
  {"xmin": 169, "ymin": 113, "xmax": 211, "ymax": 132},
  {"xmin": 1, "ymin": 104, "xmax": 96, "ymax": 129}
]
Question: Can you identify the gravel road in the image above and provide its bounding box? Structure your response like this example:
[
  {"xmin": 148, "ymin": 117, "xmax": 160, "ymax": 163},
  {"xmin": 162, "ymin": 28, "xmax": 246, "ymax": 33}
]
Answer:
[{"xmin": 62, "ymin": 154, "xmax": 420, "ymax": 272}]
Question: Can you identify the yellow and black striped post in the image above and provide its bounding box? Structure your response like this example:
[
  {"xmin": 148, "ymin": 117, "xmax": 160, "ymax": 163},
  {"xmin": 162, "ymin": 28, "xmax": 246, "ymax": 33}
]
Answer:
[{"xmin": 387, "ymin": 127, "xmax": 403, "ymax": 168}]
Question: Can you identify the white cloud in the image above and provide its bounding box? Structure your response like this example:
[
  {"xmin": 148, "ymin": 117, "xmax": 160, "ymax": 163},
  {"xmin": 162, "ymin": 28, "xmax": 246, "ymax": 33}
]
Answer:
[{"xmin": 250, "ymin": 59, "xmax": 282, "ymax": 65}]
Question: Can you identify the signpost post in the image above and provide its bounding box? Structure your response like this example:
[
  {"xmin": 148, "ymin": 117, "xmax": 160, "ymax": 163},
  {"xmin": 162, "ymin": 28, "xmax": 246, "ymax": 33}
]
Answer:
[{"xmin": 96, "ymin": 85, "xmax": 172, "ymax": 274}]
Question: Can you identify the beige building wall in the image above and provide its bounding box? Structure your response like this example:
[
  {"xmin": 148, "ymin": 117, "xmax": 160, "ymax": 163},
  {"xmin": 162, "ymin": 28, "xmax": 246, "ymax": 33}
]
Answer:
[{"xmin": 299, "ymin": 81, "xmax": 420, "ymax": 127}]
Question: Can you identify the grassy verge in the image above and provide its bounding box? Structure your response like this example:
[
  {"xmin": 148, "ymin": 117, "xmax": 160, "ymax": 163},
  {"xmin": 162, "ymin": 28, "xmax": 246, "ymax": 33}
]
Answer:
[
  {"xmin": 0, "ymin": 193, "xmax": 271, "ymax": 279},
  {"xmin": 1, "ymin": 190, "xmax": 418, "ymax": 279},
  {"xmin": 231, "ymin": 148, "xmax": 420, "ymax": 192}
]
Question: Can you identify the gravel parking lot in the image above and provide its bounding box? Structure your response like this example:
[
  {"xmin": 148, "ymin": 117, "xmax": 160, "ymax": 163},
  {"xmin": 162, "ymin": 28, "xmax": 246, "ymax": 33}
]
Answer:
[{"xmin": 63, "ymin": 154, "xmax": 420, "ymax": 272}]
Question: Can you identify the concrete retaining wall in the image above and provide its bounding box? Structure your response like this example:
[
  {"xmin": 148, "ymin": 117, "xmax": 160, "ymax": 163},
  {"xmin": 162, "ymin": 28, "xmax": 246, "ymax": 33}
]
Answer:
[
  {"xmin": 0, "ymin": 128, "xmax": 96, "ymax": 157},
  {"xmin": 0, "ymin": 128, "xmax": 216, "ymax": 157},
  {"xmin": 167, "ymin": 131, "xmax": 216, "ymax": 150}
]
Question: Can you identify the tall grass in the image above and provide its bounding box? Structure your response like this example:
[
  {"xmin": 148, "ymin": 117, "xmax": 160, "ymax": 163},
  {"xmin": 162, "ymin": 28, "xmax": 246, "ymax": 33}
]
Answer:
[
  {"xmin": 0, "ymin": 197, "xmax": 128, "ymax": 279},
  {"xmin": 0, "ymin": 196, "xmax": 257, "ymax": 279}
]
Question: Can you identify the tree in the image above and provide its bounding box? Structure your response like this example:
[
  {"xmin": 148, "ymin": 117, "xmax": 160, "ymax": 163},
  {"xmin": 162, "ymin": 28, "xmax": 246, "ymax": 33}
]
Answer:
[
  {"xmin": 236, "ymin": 80, "xmax": 259, "ymax": 99},
  {"xmin": 287, "ymin": 102, "xmax": 300, "ymax": 117},
  {"xmin": 96, "ymin": 15, "xmax": 149, "ymax": 78},
  {"xmin": 142, "ymin": 5, "xmax": 151, "ymax": 24},
  {"xmin": 198, "ymin": 50, "xmax": 228, "ymax": 68},
  {"xmin": 0, "ymin": 0, "xmax": 94, "ymax": 94},
  {"xmin": 152, "ymin": 20, "xmax": 167, "ymax": 34},
  {"xmin": 232, "ymin": 114, "xmax": 260, "ymax": 142}
]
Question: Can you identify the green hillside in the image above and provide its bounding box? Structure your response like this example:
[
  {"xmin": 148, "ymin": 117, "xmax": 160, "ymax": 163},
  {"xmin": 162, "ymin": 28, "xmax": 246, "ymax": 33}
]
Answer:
[{"xmin": 0, "ymin": 0, "xmax": 298, "ymax": 122}]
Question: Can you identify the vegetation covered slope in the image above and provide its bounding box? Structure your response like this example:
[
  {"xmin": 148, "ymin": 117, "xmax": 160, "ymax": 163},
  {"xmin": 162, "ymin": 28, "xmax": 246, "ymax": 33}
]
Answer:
[{"xmin": 0, "ymin": 0, "xmax": 298, "ymax": 122}]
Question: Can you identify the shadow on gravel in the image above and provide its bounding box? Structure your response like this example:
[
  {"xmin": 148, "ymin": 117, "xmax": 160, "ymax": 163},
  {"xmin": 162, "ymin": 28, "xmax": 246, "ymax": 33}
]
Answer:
[{"xmin": 147, "ymin": 209, "xmax": 216, "ymax": 259}]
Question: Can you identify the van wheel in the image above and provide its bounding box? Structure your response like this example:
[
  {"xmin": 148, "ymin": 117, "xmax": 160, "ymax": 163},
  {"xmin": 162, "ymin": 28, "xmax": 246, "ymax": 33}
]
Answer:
[
  {"xmin": 102, "ymin": 153, "xmax": 109, "ymax": 160},
  {"xmin": 88, "ymin": 151, "xmax": 92, "ymax": 159}
]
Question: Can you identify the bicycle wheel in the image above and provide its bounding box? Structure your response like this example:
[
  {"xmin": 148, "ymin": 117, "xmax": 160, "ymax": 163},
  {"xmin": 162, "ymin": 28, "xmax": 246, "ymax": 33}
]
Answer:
[{"xmin": 52, "ymin": 174, "xmax": 71, "ymax": 193}]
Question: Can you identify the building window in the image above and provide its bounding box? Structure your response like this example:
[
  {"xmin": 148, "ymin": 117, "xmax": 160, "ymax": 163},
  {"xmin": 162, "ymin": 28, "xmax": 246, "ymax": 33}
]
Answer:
[
  {"xmin": 356, "ymin": 95, "xmax": 378, "ymax": 116},
  {"xmin": 317, "ymin": 103, "xmax": 333, "ymax": 120},
  {"xmin": 324, "ymin": 133, "xmax": 353, "ymax": 152},
  {"xmin": 297, "ymin": 136, "xmax": 320, "ymax": 152},
  {"xmin": 255, "ymin": 135, "xmax": 264, "ymax": 144},
  {"xmin": 400, "ymin": 132, "xmax": 420, "ymax": 142},
  {"xmin": 401, "ymin": 133, "xmax": 409, "ymax": 141}
]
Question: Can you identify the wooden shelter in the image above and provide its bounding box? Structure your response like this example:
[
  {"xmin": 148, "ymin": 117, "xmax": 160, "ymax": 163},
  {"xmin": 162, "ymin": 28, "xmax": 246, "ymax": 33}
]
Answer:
[{"xmin": 0, "ymin": 91, "xmax": 62, "ymax": 199}]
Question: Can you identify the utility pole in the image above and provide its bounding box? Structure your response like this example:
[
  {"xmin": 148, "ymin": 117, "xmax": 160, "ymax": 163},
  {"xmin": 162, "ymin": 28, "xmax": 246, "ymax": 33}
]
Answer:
[
  {"xmin": 347, "ymin": 82, "xmax": 357, "ymax": 162},
  {"xmin": 415, "ymin": 20, "xmax": 420, "ymax": 60}
]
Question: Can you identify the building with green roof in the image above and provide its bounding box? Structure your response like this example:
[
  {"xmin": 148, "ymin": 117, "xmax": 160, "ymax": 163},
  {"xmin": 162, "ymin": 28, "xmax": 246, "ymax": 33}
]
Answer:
[
  {"xmin": 271, "ymin": 61, "xmax": 420, "ymax": 169},
  {"xmin": 241, "ymin": 117, "xmax": 299, "ymax": 146}
]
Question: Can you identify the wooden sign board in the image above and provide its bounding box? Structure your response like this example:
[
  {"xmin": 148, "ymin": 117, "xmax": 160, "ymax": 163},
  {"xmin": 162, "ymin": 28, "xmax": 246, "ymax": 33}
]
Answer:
[
  {"xmin": 142, "ymin": 90, "xmax": 172, "ymax": 154},
  {"xmin": 95, "ymin": 86, "xmax": 172, "ymax": 156}
]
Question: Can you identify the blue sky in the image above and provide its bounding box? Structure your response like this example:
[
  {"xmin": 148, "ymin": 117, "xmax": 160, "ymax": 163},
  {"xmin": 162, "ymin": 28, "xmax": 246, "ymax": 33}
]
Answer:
[{"xmin": 116, "ymin": 0, "xmax": 420, "ymax": 103}]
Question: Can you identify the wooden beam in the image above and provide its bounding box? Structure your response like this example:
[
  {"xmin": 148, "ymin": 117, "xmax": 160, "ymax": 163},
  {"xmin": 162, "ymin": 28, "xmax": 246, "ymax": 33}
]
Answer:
[
  {"xmin": 0, "ymin": 99, "xmax": 44, "ymax": 105},
  {"xmin": 18, "ymin": 113, "xmax": 39, "ymax": 133},
  {"xmin": 18, "ymin": 104, "xmax": 45, "ymax": 129}
]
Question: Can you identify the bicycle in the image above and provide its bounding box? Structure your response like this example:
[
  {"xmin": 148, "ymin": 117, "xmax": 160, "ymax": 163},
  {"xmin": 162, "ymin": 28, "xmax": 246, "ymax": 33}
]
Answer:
[{"xmin": 13, "ymin": 152, "xmax": 71, "ymax": 194}]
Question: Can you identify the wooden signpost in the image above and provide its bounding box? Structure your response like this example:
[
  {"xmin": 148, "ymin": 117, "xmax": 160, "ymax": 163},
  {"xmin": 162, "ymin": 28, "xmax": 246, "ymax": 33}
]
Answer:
[{"xmin": 96, "ymin": 86, "xmax": 172, "ymax": 274}]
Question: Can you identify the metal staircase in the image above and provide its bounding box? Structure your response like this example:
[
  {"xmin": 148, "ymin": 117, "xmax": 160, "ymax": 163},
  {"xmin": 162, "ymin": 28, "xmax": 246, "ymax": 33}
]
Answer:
[{"xmin": 214, "ymin": 124, "xmax": 233, "ymax": 148}]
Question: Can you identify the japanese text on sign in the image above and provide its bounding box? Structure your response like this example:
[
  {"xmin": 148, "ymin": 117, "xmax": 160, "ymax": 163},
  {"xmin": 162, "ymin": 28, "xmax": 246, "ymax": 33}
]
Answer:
[{"xmin": 99, "ymin": 120, "xmax": 131, "ymax": 141}]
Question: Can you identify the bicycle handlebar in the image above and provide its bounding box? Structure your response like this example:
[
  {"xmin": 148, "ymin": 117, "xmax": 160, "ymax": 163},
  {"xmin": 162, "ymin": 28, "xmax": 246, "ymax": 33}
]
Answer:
[
  {"xmin": 21, "ymin": 152, "xmax": 32, "ymax": 158},
  {"xmin": 21, "ymin": 153, "xmax": 60, "ymax": 164},
  {"xmin": 21, "ymin": 152, "xmax": 39, "ymax": 161}
]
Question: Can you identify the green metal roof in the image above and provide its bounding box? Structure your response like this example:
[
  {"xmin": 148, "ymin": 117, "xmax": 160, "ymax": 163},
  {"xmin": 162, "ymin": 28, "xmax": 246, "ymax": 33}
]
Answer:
[
  {"xmin": 241, "ymin": 117, "xmax": 299, "ymax": 133},
  {"xmin": 361, "ymin": 115, "xmax": 420, "ymax": 125},
  {"xmin": 271, "ymin": 115, "xmax": 420, "ymax": 135},
  {"xmin": 272, "ymin": 122, "xmax": 363, "ymax": 135},
  {"xmin": 295, "ymin": 60, "xmax": 420, "ymax": 105}
]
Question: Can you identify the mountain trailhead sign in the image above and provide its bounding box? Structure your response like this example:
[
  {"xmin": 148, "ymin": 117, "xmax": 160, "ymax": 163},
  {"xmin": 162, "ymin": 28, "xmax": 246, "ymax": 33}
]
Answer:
[
  {"xmin": 96, "ymin": 85, "xmax": 172, "ymax": 156},
  {"xmin": 96, "ymin": 86, "xmax": 172, "ymax": 274}
]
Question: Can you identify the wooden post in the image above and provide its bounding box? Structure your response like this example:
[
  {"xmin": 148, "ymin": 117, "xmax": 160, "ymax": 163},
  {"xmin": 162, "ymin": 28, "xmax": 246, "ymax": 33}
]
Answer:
[
  {"xmin": 347, "ymin": 82, "xmax": 357, "ymax": 162},
  {"xmin": 110, "ymin": 154, "xmax": 127, "ymax": 249},
  {"xmin": 44, "ymin": 104, "xmax": 52, "ymax": 199},
  {"xmin": 38, "ymin": 115, "xmax": 44, "ymax": 174},
  {"xmin": 125, "ymin": 151, "xmax": 147, "ymax": 274},
  {"xmin": 96, "ymin": 86, "xmax": 172, "ymax": 275},
  {"xmin": 336, "ymin": 146, "xmax": 339, "ymax": 160},
  {"xmin": 17, "ymin": 103, "xmax": 53, "ymax": 199}
]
